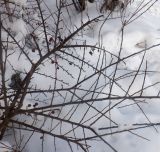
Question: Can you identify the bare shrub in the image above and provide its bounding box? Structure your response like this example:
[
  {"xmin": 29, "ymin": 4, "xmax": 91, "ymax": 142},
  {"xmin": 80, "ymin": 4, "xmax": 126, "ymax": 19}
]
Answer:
[{"xmin": 0, "ymin": 0, "xmax": 160, "ymax": 151}]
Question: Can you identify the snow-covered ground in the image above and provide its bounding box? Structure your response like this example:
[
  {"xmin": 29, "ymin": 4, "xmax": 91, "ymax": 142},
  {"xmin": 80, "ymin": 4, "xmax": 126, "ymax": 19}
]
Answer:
[{"xmin": 1, "ymin": 0, "xmax": 160, "ymax": 152}]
